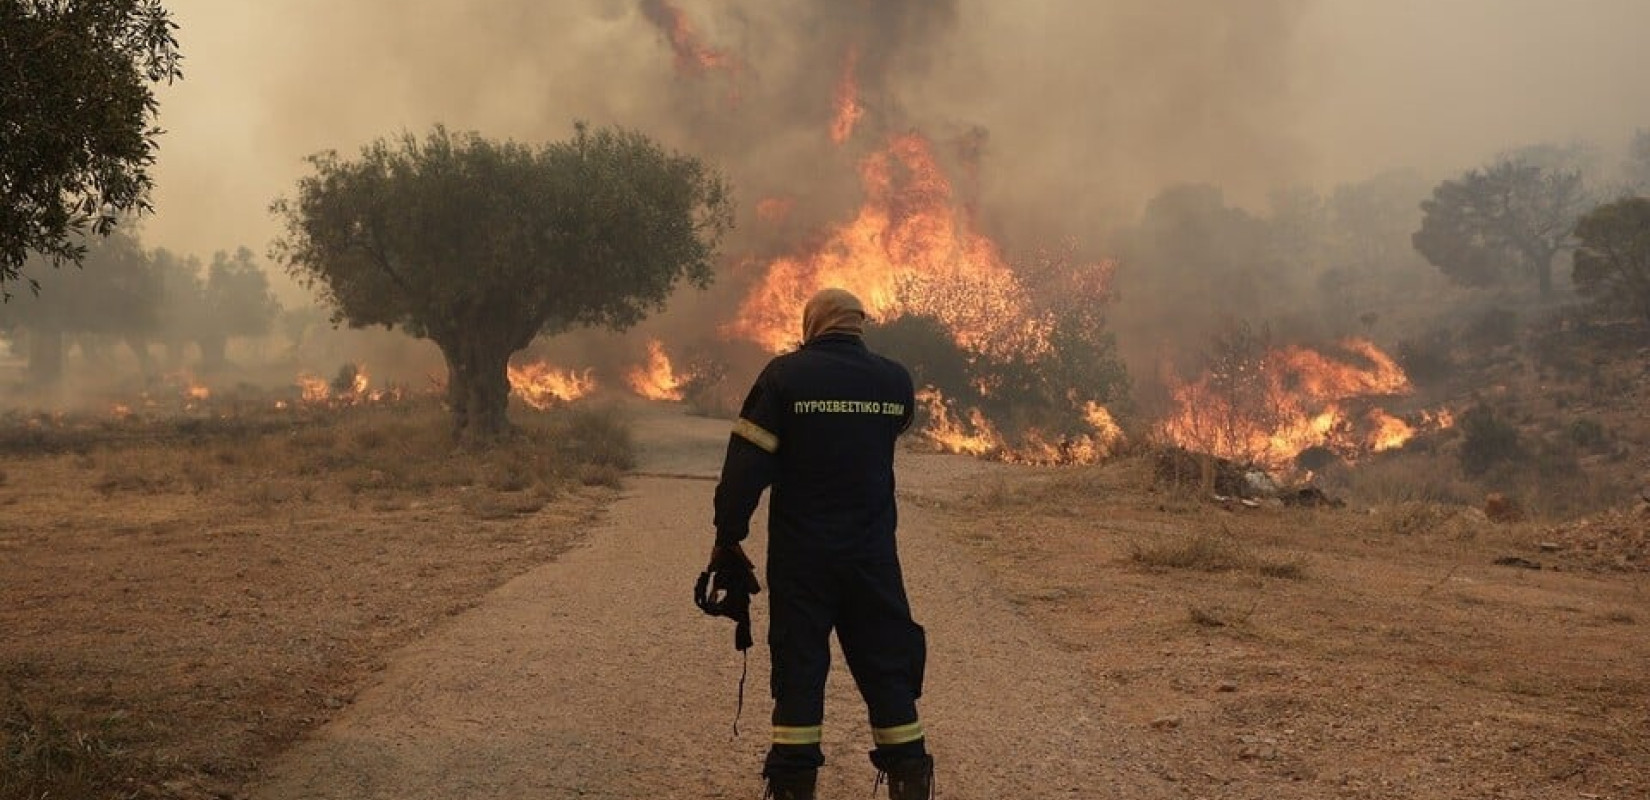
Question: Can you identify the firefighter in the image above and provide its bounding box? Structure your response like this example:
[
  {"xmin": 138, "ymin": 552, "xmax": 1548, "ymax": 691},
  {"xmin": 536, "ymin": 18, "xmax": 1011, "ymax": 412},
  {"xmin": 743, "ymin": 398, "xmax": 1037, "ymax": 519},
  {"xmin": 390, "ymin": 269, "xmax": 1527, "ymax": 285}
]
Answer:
[{"xmin": 709, "ymin": 288, "xmax": 933, "ymax": 800}]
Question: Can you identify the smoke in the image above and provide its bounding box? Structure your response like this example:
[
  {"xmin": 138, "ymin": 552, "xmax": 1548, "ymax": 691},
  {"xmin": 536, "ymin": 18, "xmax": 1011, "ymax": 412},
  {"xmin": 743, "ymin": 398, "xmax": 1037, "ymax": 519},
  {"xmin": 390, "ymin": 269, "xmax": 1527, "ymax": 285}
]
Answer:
[{"xmin": 106, "ymin": 0, "xmax": 1650, "ymax": 403}]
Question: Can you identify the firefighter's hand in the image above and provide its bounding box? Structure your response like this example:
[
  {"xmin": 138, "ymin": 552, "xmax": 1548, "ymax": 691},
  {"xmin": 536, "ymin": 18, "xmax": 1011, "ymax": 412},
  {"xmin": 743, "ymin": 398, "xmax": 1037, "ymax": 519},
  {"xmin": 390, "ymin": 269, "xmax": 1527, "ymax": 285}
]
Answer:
[{"xmin": 707, "ymin": 543, "xmax": 753, "ymax": 572}]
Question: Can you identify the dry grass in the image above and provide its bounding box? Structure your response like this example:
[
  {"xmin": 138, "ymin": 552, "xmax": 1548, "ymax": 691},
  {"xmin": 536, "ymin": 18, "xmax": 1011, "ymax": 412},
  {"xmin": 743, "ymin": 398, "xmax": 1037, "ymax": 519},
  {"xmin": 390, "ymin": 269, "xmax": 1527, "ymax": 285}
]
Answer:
[
  {"xmin": 0, "ymin": 398, "xmax": 634, "ymax": 800},
  {"xmin": 0, "ymin": 696, "xmax": 164, "ymax": 800},
  {"xmin": 920, "ymin": 446, "xmax": 1650, "ymax": 799},
  {"xmin": 1129, "ymin": 530, "xmax": 1309, "ymax": 580}
]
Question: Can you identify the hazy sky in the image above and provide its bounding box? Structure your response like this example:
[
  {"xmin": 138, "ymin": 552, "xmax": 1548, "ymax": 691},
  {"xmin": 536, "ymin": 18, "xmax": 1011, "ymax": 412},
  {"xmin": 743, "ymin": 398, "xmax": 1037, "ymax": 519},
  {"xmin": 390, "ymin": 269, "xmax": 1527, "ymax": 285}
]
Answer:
[{"xmin": 143, "ymin": 0, "xmax": 1650, "ymax": 269}]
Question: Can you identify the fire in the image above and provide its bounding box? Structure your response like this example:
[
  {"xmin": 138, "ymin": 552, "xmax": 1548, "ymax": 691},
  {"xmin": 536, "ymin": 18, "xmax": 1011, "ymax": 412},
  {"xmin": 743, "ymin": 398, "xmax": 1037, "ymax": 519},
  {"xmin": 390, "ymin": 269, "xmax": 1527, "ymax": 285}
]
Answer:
[
  {"xmin": 293, "ymin": 363, "xmax": 389, "ymax": 406},
  {"xmin": 638, "ymin": 0, "xmax": 744, "ymax": 79},
  {"xmin": 161, "ymin": 370, "xmax": 210, "ymax": 402},
  {"xmin": 1158, "ymin": 338, "xmax": 1421, "ymax": 469},
  {"xmin": 626, "ymin": 339, "xmax": 687, "ymax": 402},
  {"xmin": 725, "ymin": 133, "xmax": 1049, "ymax": 359},
  {"xmin": 916, "ymin": 388, "xmax": 1124, "ymax": 466},
  {"xmin": 830, "ymin": 46, "xmax": 865, "ymax": 145},
  {"xmin": 296, "ymin": 374, "xmax": 330, "ymax": 404},
  {"xmin": 916, "ymin": 388, "xmax": 998, "ymax": 457},
  {"xmin": 1366, "ymin": 408, "xmax": 1415, "ymax": 453},
  {"xmin": 507, "ymin": 361, "xmax": 597, "ymax": 410}
]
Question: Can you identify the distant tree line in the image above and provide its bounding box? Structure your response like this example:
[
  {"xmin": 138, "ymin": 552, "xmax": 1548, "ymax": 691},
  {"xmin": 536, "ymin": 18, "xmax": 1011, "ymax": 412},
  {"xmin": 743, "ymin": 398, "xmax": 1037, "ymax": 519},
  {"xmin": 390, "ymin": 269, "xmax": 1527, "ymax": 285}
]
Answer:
[{"xmin": 0, "ymin": 226, "xmax": 281, "ymax": 385}]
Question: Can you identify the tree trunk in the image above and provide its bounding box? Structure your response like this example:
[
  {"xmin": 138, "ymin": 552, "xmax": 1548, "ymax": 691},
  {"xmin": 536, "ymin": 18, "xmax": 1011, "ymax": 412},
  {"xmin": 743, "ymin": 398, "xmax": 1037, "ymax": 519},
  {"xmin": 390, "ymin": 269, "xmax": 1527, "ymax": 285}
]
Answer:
[
  {"xmin": 124, "ymin": 335, "xmax": 156, "ymax": 379},
  {"xmin": 439, "ymin": 339, "xmax": 515, "ymax": 445},
  {"xmin": 1531, "ymin": 245, "xmax": 1556, "ymax": 297},
  {"xmin": 198, "ymin": 336, "xmax": 228, "ymax": 373},
  {"xmin": 27, "ymin": 326, "xmax": 64, "ymax": 387}
]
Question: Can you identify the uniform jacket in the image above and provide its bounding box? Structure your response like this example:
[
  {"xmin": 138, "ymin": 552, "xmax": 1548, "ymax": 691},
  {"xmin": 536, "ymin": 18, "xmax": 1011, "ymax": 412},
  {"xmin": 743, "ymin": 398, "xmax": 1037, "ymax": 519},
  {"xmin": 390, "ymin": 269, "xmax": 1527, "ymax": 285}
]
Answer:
[{"xmin": 713, "ymin": 333, "xmax": 916, "ymax": 560}]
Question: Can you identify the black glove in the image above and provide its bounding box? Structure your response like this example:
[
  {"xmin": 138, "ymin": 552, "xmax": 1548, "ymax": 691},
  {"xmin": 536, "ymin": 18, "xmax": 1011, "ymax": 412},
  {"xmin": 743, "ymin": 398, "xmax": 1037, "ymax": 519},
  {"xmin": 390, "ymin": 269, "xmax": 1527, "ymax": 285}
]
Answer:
[{"xmin": 695, "ymin": 545, "xmax": 761, "ymax": 651}]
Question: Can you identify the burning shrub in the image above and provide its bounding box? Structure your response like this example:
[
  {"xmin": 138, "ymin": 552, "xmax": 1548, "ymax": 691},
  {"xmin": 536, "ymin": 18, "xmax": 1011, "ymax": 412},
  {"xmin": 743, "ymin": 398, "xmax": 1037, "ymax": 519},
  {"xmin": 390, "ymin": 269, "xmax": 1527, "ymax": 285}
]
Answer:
[
  {"xmin": 864, "ymin": 314, "xmax": 977, "ymax": 406},
  {"xmin": 1457, "ymin": 405, "xmax": 1522, "ymax": 476}
]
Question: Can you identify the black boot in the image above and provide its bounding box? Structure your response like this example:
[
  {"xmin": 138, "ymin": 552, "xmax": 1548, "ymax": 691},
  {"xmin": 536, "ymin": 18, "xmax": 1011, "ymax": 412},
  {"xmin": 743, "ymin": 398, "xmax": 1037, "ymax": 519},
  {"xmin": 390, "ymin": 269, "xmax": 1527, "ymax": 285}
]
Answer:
[
  {"xmin": 762, "ymin": 767, "xmax": 817, "ymax": 800},
  {"xmin": 881, "ymin": 754, "xmax": 933, "ymax": 800}
]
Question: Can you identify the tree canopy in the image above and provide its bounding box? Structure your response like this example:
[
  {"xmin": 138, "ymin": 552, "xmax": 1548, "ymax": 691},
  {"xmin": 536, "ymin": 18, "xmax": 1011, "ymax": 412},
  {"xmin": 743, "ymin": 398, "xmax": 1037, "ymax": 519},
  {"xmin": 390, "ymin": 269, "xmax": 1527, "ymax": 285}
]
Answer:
[
  {"xmin": 1572, "ymin": 197, "xmax": 1650, "ymax": 325},
  {"xmin": 1412, "ymin": 159, "xmax": 1590, "ymax": 296},
  {"xmin": 0, "ymin": 0, "xmax": 182, "ymax": 292},
  {"xmin": 0, "ymin": 225, "xmax": 160, "ymax": 383},
  {"xmin": 273, "ymin": 124, "xmax": 733, "ymax": 441}
]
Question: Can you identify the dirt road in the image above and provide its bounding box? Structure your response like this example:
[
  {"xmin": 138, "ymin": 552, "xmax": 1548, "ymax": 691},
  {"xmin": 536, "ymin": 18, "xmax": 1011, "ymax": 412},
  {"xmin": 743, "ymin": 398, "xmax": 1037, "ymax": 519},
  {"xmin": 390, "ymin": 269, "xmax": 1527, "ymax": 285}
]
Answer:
[{"xmin": 248, "ymin": 407, "xmax": 1177, "ymax": 799}]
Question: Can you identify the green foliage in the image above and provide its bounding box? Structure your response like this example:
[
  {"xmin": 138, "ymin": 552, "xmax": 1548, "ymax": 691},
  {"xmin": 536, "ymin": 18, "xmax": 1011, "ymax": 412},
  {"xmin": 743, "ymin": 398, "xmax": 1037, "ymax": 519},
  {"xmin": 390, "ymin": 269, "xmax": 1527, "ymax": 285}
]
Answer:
[
  {"xmin": 1412, "ymin": 158, "xmax": 1590, "ymax": 295},
  {"xmin": 864, "ymin": 315, "xmax": 973, "ymax": 401},
  {"xmin": 1571, "ymin": 197, "xmax": 1650, "ymax": 324},
  {"xmin": 1457, "ymin": 405, "xmax": 1522, "ymax": 476},
  {"xmin": 273, "ymin": 124, "xmax": 732, "ymax": 441},
  {"xmin": 0, "ymin": 227, "xmax": 161, "ymax": 381},
  {"xmin": 0, "ymin": 0, "xmax": 182, "ymax": 291},
  {"xmin": 204, "ymin": 247, "xmax": 281, "ymax": 339}
]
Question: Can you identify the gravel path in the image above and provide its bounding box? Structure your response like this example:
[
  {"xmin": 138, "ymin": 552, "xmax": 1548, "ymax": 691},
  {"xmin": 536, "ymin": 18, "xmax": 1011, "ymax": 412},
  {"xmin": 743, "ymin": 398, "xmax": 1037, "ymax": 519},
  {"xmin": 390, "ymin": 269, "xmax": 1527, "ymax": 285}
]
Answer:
[{"xmin": 249, "ymin": 408, "xmax": 1177, "ymax": 799}]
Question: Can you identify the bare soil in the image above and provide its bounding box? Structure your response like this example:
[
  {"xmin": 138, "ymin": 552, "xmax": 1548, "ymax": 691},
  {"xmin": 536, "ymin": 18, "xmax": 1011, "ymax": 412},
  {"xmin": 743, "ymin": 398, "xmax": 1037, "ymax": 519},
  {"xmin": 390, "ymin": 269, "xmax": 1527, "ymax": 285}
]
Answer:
[{"xmin": 5, "ymin": 402, "xmax": 1648, "ymax": 799}]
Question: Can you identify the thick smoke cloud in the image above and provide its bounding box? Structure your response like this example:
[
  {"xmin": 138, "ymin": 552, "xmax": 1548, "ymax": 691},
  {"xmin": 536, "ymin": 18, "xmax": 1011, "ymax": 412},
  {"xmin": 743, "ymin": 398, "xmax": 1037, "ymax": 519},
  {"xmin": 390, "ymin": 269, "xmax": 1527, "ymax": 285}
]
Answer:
[
  {"xmin": 148, "ymin": 0, "xmax": 1316, "ymax": 264},
  {"xmin": 132, "ymin": 0, "xmax": 1650, "ymax": 386}
]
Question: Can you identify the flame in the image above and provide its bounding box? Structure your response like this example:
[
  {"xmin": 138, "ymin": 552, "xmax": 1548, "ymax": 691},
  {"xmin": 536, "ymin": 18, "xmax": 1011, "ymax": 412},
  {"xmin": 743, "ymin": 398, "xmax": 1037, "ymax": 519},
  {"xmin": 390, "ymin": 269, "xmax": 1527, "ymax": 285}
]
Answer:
[
  {"xmin": 1158, "ymin": 338, "xmax": 1419, "ymax": 469},
  {"xmin": 292, "ymin": 363, "xmax": 389, "ymax": 406},
  {"xmin": 161, "ymin": 370, "xmax": 211, "ymax": 403},
  {"xmin": 916, "ymin": 389, "xmax": 1124, "ymax": 466},
  {"xmin": 110, "ymin": 403, "xmax": 132, "ymax": 419},
  {"xmin": 508, "ymin": 361, "xmax": 597, "ymax": 410},
  {"xmin": 1366, "ymin": 408, "xmax": 1415, "ymax": 453},
  {"xmin": 829, "ymin": 46, "xmax": 865, "ymax": 145},
  {"xmin": 638, "ymin": 0, "xmax": 744, "ymax": 80},
  {"xmin": 916, "ymin": 388, "xmax": 998, "ymax": 457},
  {"xmin": 296, "ymin": 374, "xmax": 330, "ymax": 404},
  {"xmin": 725, "ymin": 133, "xmax": 1049, "ymax": 359},
  {"xmin": 626, "ymin": 339, "xmax": 687, "ymax": 402}
]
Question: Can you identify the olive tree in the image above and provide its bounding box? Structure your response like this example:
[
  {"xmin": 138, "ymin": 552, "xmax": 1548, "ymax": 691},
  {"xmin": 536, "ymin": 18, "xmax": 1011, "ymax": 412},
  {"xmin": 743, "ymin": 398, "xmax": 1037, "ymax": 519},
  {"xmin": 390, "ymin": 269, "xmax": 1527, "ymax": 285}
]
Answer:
[
  {"xmin": 0, "ymin": 0, "xmax": 181, "ymax": 292},
  {"xmin": 272, "ymin": 125, "xmax": 732, "ymax": 441},
  {"xmin": 1572, "ymin": 197, "xmax": 1650, "ymax": 325},
  {"xmin": 1412, "ymin": 159, "xmax": 1590, "ymax": 296},
  {"xmin": 0, "ymin": 226, "xmax": 160, "ymax": 385}
]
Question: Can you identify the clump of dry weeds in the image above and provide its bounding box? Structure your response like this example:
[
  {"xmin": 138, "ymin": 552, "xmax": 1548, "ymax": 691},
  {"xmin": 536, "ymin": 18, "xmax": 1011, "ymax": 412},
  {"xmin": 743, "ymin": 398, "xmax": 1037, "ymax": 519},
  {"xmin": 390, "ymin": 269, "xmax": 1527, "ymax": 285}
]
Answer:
[
  {"xmin": 0, "ymin": 694, "xmax": 163, "ymax": 800},
  {"xmin": 1130, "ymin": 530, "xmax": 1308, "ymax": 579}
]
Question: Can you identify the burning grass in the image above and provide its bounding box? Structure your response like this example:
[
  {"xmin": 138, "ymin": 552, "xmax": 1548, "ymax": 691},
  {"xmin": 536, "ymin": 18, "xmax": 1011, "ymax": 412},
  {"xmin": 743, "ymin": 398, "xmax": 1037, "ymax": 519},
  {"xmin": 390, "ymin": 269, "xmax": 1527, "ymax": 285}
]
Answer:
[{"xmin": 0, "ymin": 398, "xmax": 632, "ymax": 799}]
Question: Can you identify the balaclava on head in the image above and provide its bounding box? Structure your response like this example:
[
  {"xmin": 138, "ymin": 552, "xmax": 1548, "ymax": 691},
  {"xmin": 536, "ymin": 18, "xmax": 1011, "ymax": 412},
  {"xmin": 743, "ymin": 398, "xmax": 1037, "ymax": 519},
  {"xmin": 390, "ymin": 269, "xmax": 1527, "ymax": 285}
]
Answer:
[{"xmin": 801, "ymin": 288, "xmax": 867, "ymax": 343}]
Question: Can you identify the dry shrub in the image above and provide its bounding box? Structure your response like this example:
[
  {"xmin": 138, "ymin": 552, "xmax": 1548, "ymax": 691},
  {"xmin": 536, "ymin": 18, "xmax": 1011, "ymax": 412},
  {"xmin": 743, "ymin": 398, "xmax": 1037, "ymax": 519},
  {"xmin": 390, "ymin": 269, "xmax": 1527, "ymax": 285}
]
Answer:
[
  {"xmin": 1188, "ymin": 606, "xmax": 1230, "ymax": 627},
  {"xmin": 460, "ymin": 490, "xmax": 547, "ymax": 520},
  {"xmin": 1132, "ymin": 531, "xmax": 1308, "ymax": 579},
  {"xmin": 578, "ymin": 463, "xmax": 626, "ymax": 489},
  {"xmin": 542, "ymin": 405, "xmax": 636, "ymax": 472},
  {"xmin": 1330, "ymin": 450, "xmax": 1477, "ymax": 507},
  {"xmin": 1131, "ymin": 532, "xmax": 1249, "ymax": 572},
  {"xmin": 180, "ymin": 459, "xmax": 217, "ymax": 493}
]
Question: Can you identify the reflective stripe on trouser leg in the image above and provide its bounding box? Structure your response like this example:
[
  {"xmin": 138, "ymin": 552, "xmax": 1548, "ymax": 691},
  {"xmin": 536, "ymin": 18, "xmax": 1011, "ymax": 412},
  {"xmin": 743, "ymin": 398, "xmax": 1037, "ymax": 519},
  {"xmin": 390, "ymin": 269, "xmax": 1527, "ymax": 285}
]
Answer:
[
  {"xmin": 772, "ymin": 725, "xmax": 822, "ymax": 746},
  {"xmin": 871, "ymin": 720, "xmax": 924, "ymax": 746}
]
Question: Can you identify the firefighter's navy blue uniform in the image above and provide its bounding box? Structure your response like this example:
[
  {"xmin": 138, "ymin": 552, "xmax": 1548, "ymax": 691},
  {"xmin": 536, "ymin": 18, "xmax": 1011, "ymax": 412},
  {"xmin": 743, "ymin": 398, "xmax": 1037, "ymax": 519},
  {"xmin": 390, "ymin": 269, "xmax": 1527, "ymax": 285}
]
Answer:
[{"xmin": 712, "ymin": 331, "xmax": 928, "ymax": 777}]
